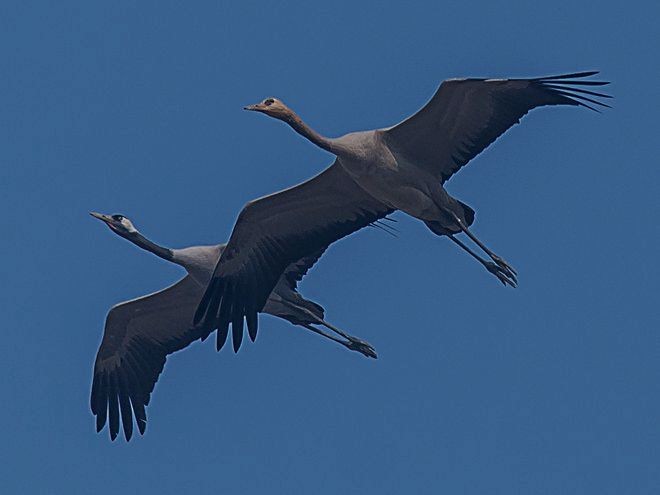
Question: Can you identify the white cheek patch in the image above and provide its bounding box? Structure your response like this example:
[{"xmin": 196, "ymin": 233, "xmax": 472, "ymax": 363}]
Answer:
[{"xmin": 121, "ymin": 219, "xmax": 138, "ymax": 233}]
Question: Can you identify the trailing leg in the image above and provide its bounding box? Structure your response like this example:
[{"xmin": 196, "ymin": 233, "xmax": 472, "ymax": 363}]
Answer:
[
  {"xmin": 300, "ymin": 324, "xmax": 377, "ymax": 359},
  {"xmin": 314, "ymin": 318, "xmax": 377, "ymax": 358},
  {"xmin": 283, "ymin": 299, "xmax": 377, "ymax": 358},
  {"xmin": 448, "ymin": 235, "xmax": 517, "ymax": 287},
  {"xmin": 447, "ymin": 211, "xmax": 517, "ymax": 279}
]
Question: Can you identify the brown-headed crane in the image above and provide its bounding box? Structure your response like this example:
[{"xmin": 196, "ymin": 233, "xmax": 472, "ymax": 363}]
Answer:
[{"xmin": 194, "ymin": 71, "xmax": 610, "ymax": 350}]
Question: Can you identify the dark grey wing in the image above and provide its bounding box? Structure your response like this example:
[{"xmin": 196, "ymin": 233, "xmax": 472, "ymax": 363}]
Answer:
[
  {"xmin": 193, "ymin": 160, "xmax": 393, "ymax": 351},
  {"xmin": 90, "ymin": 275, "xmax": 205, "ymax": 441},
  {"xmin": 283, "ymin": 247, "xmax": 327, "ymax": 291},
  {"xmin": 385, "ymin": 71, "xmax": 611, "ymax": 184}
]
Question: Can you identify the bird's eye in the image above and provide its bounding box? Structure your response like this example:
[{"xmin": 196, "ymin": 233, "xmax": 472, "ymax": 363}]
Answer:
[
  {"xmin": 264, "ymin": 98, "xmax": 275, "ymax": 106},
  {"xmin": 112, "ymin": 215, "xmax": 124, "ymax": 221}
]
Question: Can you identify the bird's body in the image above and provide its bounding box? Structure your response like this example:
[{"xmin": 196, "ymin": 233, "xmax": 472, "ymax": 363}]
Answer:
[
  {"xmin": 89, "ymin": 213, "xmax": 375, "ymax": 441},
  {"xmin": 168, "ymin": 244, "xmax": 220, "ymax": 285},
  {"xmin": 328, "ymin": 130, "xmax": 466, "ymax": 226},
  {"xmin": 195, "ymin": 71, "xmax": 610, "ymax": 351},
  {"xmin": 148, "ymin": 243, "xmax": 316, "ymax": 322}
]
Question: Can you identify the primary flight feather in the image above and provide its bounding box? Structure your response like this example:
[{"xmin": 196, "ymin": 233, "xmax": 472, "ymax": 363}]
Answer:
[{"xmin": 195, "ymin": 71, "xmax": 610, "ymax": 354}]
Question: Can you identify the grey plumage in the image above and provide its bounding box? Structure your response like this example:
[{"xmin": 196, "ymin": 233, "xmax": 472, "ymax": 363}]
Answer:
[
  {"xmin": 89, "ymin": 212, "xmax": 375, "ymax": 441},
  {"xmin": 195, "ymin": 71, "xmax": 610, "ymax": 343}
]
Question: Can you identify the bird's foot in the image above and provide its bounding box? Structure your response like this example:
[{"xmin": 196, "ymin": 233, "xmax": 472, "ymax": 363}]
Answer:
[
  {"xmin": 345, "ymin": 337, "xmax": 378, "ymax": 359},
  {"xmin": 491, "ymin": 254, "xmax": 517, "ymax": 279},
  {"xmin": 485, "ymin": 261, "xmax": 517, "ymax": 288}
]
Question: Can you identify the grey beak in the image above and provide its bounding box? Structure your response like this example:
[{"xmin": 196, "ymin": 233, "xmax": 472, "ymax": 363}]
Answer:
[
  {"xmin": 90, "ymin": 211, "xmax": 109, "ymax": 222},
  {"xmin": 244, "ymin": 104, "xmax": 259, "ymax": 111}
]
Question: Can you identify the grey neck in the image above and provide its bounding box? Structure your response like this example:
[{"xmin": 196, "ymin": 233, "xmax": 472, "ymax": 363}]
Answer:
[
  {"xmin": 122, "ymin": 230, "xmax": 175, "ymax": 262},
  {"xmin": 284, "ymin": 112, "xmax": 348, "ymax": 156}
]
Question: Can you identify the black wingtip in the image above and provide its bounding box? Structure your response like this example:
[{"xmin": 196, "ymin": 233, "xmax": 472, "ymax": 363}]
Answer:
[
  {"xmin": 543, "ymin": 84, "xmax": 613, "ymax": 99},
  {"xmin": 534, "ymin": 71, "xmax": 610, "ymax": 89},
  {"xmin": 541, "ymin": 79, "xmax": 610, "ymax": 87},
  {"xmin": 551, "ymin": 89, "xmax": 612, "ymax": 111},
  {"xmin": 534, "ymin": 70, "xmax": 599, "ymax": 81},
  {"xmin": 192, "ymin": 311, "xmax": 204, "ymax": 327},
  {"xmin": 193, "ymin": 303, "xmax": 209, "ymax": 327},
  {"xmin": 232, "ymin": 318, "xmax": 244, "ymax": 353},
  {"xmin": 193, "ymin": 294, "xmax": 209, "ymax": 327},
  {"xmin": 137, "ymin": 418, "xmax": 147, "ymax": 435},
  {"xmin": 216, "ymin": 325, "xmax": 229, "ymax": 351},
  {"xmin": 193, "ymin": 279, "xmax": 220, "ymax": 326},
  {"xmin": 247, "ymin": 310, "xmax": 258, "ymax": 342}
]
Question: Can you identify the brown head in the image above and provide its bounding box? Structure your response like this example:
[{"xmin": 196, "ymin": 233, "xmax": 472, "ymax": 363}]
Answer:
[
  {"xmin": 244, "ymin": 97, "xmax": 293, "ymax": 122},
  {"xmin": 243, "ymin": 96, "xmax": 335, "ymax": 152}
]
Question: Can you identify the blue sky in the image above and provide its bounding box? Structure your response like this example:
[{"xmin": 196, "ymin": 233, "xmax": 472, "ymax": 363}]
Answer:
[{"xmin": 1, "ymin": 1, "xmax": 659, "ymax": 493}]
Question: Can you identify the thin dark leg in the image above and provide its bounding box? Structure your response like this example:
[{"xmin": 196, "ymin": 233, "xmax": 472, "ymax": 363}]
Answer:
[
  {"xmin": 289, "ymin": 303, "xmax": 377, "ymax": 358},
  {"xmin": 300, "ymin": 324, "xmax": 377, "ymax": 359},
  {"xmin": 449, "ymin": 212, "xmax": 517, "ymax": 278},
  {"xmin": 316, "ymin": 318, "xmax": 377, "ymax": 359},
  {"xmin": 293, "ymin": 304, "xmax": 360, "ymax": 342},
  {"xmin": 448, "ymin": 235, "xmax": 517, "ymax": 287},
  {"xmin": 299, "ymin": 323, "xmax": 351, "ymax": 346}
]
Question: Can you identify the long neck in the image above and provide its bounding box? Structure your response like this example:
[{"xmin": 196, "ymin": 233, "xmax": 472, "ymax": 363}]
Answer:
[
  {"xmin": 123, "ymin": 230, "xmax": 174, "ymax": 262},
  {"xmin": 284, "ymin": 111, "xmax": 347, "ymax": 156}
]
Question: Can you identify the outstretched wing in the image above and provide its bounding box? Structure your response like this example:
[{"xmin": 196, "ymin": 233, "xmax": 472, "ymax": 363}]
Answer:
[
  {"xmin": 193, "ymin": 161, "xmax": 393, "ymax": 352},
  {"xmin": 283, "ymin": 247, "xmax": 327, "ymax": 291},
  {"xmin": 90, "ymin": 275, "xmax": 205, "ymax": 441},
  {"xmin": 385, "ymin": 71, "xmax": 611, "ymax": 184}
]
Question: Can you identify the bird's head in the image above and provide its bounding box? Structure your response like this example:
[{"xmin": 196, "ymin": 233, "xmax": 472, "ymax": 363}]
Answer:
[
  {"xmin": 90, "ymin": 212, "xmax": 138, "ymax": 238},
  {"xmin": 244, "ymin": 97, "xmax": 292, "ymax": 121}
]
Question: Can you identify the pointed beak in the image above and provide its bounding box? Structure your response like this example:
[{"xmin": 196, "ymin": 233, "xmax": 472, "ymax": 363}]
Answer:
[
  {"xmin": 243, "ymin": 104, "xmax": 260, "ymax": 111},
  {"xmin": 89, "ymin": 211, "xmax": 111, "ymax": 223}
]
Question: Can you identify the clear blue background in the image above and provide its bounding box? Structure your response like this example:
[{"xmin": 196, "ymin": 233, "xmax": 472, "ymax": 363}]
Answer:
[{"xmin": 2, "ymin": 1, "xmax": 658, "ymax": 493}]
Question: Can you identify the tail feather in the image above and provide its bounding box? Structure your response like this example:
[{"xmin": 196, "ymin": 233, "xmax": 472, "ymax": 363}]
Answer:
[
  {"xmin": 424, "ymin": 199, "xmax": 475, "ymax": 236},
  {"xmin": 282, "ymin": 296, "xmax": 326, "ymax": 326},
  {"xmin": 301, "ymin": 299, "xmax": 325, "ymax": 321},
  {"xmin": 459, "ymin": 200, "xmax": 475, "ymax": 227}
]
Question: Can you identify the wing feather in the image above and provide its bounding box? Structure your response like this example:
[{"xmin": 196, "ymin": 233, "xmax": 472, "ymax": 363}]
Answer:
[
  {"xmin": 90, "ymin": 275, "xmax": 205, "ymax": 441},
  {"xmin": 283, "ymin": 248, "xmax": 328, "ymax": 291},
  {"xmin": 386, "ymin": 71, "xmax": 610, "ymax": 183},
  {"xmin": 194, "ymin": 161, "xmax": 392, "ymax": 347}
]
